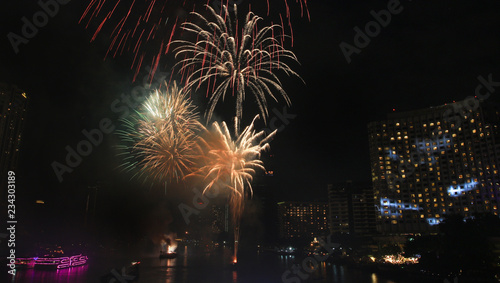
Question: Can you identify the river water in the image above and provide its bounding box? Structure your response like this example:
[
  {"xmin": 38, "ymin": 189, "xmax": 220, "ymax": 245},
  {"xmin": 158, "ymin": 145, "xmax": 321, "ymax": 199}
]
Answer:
[{"xmin": 11, "ymin": 246, "xmax": 441, "ymax": 283}]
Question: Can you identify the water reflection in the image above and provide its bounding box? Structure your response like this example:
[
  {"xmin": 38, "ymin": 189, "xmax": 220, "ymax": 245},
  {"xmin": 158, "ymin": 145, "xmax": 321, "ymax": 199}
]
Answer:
[
  {"xmin": 278, "ymin": 256, "xmax": 409, "ymax": 283},
  {"xmin": 332, "ymin": 264, "xmax": 345, "ymax": 283},
  {"xmin": 13, "ymin": 264, "xmax": 89, "ymax": 283},
  {"xmin": 183, "ymin": 246, "xmax": 187, "ymax": 267},
  {"xmin": 161, "ymin": 258, "xmax": 176, "ymax": 283},
  {"xmin": 280, "ymin": 254, "xmax": 294, "ymax": 267},
  {"xmin": 232, "ymin": 271, "xmax": 237, "ymax": 283},
  {"xmin": 12, "ymin": 248, "xmax": 413, "ymax": 283},
  {"xmin": 320, "ymin": 261, "xmax": 327, "ymax": 279}
]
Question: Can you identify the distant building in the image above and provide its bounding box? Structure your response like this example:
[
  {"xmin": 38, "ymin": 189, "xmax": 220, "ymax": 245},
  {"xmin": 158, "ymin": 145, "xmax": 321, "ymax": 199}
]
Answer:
[
  {"xmin": 368, "ymin": 99, "xmax": 500, "ymax": 234},
  {"xmin": 253, "ymin": 184, "xmax": 279, "ymax": 244},
  {"xmin": 277, "ymin": 201, "xmax": 329, "ymax": 240},
  {"xmin": 0, "ymin": 83, "xmax": 27, "ymax": 189},
  {"xmin": 190, "ymin": 203, "xmax": 230, "ymax": 241},
  {"xmin": 328, "ymin": 184, "xmax": 350, "ymax": 235},
  {"xmin": 210, "ymin": 204, "xmax": 229, "ymax": 234},
  {"xmin": 328, "ymin": 181, "xmax": 377, "ymax": 236},
  {"xmin": 253, "ymin": 151, "xmax": 280, "ymax": 244}
]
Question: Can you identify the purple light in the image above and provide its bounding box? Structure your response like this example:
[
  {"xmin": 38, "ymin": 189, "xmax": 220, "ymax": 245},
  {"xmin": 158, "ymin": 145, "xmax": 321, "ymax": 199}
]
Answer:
[
  {"xmin": 15, "ymin": 254, "xmax": 87, "ymax": 269},
  {"xmin": 56, "ymin": 255, "xmax": 87, "ymax": 269}
]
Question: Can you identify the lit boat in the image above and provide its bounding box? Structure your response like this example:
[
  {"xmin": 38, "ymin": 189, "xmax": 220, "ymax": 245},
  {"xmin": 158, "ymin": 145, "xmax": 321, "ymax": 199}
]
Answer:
[
  {"xmin": 276, "ymin": 246, "xmax": 297, "ymax": 255},
  {"xmin": 159, "ymin": 237, "xmax": 177, "ymax": 259},
  {"xmin": 159, "ymin": 250, "xmax": 177, "ymax": 259},
  {"xmin": 33, "ymin": 254, "xmax": 88, "ymax": 270},
  {"xmin": 14, "ymin": 257, "xmax": 36, "ymax": 269}
]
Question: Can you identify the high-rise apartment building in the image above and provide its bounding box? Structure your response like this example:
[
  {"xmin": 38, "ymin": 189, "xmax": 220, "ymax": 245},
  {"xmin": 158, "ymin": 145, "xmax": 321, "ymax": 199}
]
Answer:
[
  {"xmin": 368, "ymin": 99, "xmax": 500, "ymax": 234},
  {"xmin": 193, "ymin": 203, "xmax": 230, "ymax": 235},
  {"xmin": 328, "ymin": 181, "xmax": 376, "ymax": 236},
  {"xmin": 210, "ymin": 204, "xmax": 229, "ymax": 234},
  {"xmin": 328, "ymin": 184, "xmax": 350, "ymax": 235},
  {"xmin": 0, "ymin": 83, "xmax": 27, "ymax": 186},
  {"xmin": 277, "ymin": 201, "xmax": 329, "ymax": 240}
]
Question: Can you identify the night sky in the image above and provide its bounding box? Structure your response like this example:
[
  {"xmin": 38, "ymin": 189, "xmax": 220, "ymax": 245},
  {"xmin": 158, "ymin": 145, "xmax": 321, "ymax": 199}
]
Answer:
[{"xmin": 1, "ymin": 0, "xmax": 500, "ymax": 208}]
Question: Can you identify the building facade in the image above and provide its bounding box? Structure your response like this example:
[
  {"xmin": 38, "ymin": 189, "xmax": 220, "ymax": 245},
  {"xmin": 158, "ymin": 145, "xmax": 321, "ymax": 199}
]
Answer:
[
  {"xmin": 328, "ymin": 184, "xmax": 350, "ymax": 235},
  {"xmin": 328, "ymin": 181, "xmax": 377, "ymax": 236},
  {"xmin": 210, "ymin": 204, "xmax": 229, "ymax": 234},
  {"xmin": 368, "ymin": 99, "xmax": 500, "ymax": 234},
  {"xmin": 278, "ymin": 201, "xmax": 329, "ymax": 240},
  {"xmin": 0, "ymin": 83, "xmax": 27, "ymax": 189}
]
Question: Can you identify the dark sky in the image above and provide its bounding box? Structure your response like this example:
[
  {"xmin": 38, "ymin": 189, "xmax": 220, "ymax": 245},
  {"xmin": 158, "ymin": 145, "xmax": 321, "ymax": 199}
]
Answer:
[{"xmin": 1, "ymin": 0, "xmax": 500, "ymax": 205}]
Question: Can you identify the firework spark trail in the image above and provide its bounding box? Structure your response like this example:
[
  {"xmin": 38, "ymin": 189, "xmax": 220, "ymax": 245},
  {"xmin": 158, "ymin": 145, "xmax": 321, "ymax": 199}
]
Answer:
[
  {"xmin": 173, "ymin": 4, "xmax": 302, "ymax": 124},
  {"xmin": 80, "ymin": 0, "xmax": 308, "ymax": 82},
  {"xmin": 117, "ymin": 82, "xmax": 204, "ymax": 184},
  {"xmin": 188, "ymin": 115, "xmax": 276, "ymax": 263},
  {"xmin": 80, "ymin": 0, "xmax": 194, "ymax": 82}
]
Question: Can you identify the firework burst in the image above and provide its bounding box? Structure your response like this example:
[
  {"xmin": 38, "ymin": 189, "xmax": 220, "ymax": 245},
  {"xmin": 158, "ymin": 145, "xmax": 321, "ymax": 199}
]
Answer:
[
  {"xmin": 173, "ymin": 4, "xmax": 302, "ymax": 124},
  {"xmin": 117, "ymin": 82, "xmax": 203, "ymax": 184},
  {"xmin": 80, "ymin": 0, "xmax": 308, "ymax": 82},
  {"xmin": 188, "ymin": 115, "xmax": 276, "ymax": 261}
]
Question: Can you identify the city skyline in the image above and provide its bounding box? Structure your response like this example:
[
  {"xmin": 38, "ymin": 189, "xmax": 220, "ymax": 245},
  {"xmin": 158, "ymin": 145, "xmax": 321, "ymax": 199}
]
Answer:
[
  {"xmin": 3, "ymin": 1, "xmax": 500, "ymax": 200},
  {"xmin": 2, "ymin": 1, "xmax": 500, "ymax": 281},
  {"xmin": 1, "ymin": 0, "xmax": 500, "ymax": 231}
]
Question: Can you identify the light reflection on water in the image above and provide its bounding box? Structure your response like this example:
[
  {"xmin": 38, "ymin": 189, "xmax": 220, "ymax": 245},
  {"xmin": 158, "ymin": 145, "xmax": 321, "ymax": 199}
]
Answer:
[
  {"xmin": 12, "ymin": 247, "xmax": 416, "ymax": 283},
  {"xmin": 13, "ymin": 264, "xmax": 89, "ymax": 283}
]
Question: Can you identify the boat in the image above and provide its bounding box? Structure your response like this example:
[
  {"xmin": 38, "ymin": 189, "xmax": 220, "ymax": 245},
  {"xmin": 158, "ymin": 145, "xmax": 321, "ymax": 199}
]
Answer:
[
  {"xmin": 159, "ymin": 250, "xmax": 178, "ymax": 259},
  {"xmin": 34, "ymin": 254, "xmax": 88, "ymax": 270},
  {"xmin": 159, "ymin": 237, "xmax": 177, "ymax": 259},
  {"xmin": 13, "ymin": 254, "xmax": 88, "ymax": 270},
  {"xmin": 14, "ymin": 257, "xmax": 36, "ymax": 269},
  {"xmin": 276, "ymin": 246, "xmax": 298, "ymax": 255}
]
